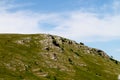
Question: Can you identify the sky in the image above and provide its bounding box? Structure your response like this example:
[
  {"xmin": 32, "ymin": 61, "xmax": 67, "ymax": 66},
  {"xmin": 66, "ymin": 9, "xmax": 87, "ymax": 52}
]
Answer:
[{"xmin": 0, "ymin": 0, "xmax": 120, "ymax": 61}]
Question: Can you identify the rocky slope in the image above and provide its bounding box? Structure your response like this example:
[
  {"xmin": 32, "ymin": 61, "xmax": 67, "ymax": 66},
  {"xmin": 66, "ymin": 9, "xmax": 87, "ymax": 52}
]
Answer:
[{"xmin": 0, "ymin": 34, "xmax": 120, "ymax": 80}]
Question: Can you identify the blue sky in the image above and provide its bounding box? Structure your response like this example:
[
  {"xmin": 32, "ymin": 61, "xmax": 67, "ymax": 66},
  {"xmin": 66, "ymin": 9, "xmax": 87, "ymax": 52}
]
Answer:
[{"xmin": 0, "ymin": 0, "xmax": 120, "ymax": 61}]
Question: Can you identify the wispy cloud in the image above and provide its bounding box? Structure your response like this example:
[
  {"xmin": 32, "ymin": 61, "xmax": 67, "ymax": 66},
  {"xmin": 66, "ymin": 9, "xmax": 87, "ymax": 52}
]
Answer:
[
  {"xmin": 44, "ymin": 12, "xmax": 120, "ymax": 42},
  {"xmin": 0, "ymin": 0, "xmax": 48, "ymax": 33},
  {"xmin": 0, "ymin": 0, "xmax": 120, "ymax": 42}
]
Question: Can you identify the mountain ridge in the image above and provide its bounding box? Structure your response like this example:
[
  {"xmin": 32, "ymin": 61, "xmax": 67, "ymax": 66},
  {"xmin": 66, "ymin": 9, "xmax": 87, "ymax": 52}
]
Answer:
[{"xmin": 0, "ymin": 34, "xmax": 120, "ymax": 80}]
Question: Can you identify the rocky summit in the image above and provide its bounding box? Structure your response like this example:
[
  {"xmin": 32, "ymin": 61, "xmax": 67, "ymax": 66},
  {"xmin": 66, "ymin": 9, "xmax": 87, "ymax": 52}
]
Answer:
[{"xmin": 0, "ymin": 34, "xmax": 120, "ymax": 80}]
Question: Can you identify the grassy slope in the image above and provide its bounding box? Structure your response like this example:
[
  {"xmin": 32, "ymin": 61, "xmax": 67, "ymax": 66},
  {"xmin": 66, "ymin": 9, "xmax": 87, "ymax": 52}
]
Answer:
[{"xmin": 0, "ymin": 34, "xmax": 120, "ymax": 80}]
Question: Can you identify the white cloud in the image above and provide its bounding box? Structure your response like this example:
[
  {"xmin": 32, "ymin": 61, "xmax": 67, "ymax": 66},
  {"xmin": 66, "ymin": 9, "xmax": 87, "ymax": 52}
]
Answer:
[
  {"xmin": 0, "ymin": 0, "xmax": 56, "ymax": 33},
  {"xmin": 44, "ymin": 12, "xmax": 120, "ymax": 42},
  {"xmin": 0, "ymin": 0, "xmax": 120, "ymax": 42},
  {"xmin": 0, "ymin": 11, "xmax": 40, "ymax": 33},
  {"xmin": 0, "ymin": 0, "xmax": 40, "ymax": 33}
]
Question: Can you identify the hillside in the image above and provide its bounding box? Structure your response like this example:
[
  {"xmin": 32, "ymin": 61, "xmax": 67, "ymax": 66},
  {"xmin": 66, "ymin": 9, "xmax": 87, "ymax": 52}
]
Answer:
[{"xmin": 0, "ymin": 34, "xmax": 120, "ymax": 80}]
